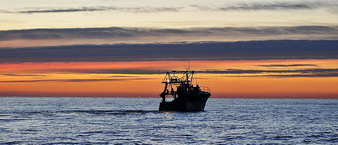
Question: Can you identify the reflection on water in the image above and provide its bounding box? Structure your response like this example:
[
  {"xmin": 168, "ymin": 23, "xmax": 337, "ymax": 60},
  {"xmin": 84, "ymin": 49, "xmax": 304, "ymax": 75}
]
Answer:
[{"xmin": 0, "ymin": 97, "xmax": 337, "ymax": 144}]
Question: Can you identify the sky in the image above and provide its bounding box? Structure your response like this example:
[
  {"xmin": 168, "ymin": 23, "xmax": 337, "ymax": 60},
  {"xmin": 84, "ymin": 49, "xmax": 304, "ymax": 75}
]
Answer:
[{"xmin": 0, "ymin": 0, "xmax": 338, "ymax": 98}]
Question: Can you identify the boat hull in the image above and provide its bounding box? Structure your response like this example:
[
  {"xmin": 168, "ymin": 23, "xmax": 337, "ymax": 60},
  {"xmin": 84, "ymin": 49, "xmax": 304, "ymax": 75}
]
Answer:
[{"xmin": 159, "ymin": 94, "xmax": 210, "ymax": 112}]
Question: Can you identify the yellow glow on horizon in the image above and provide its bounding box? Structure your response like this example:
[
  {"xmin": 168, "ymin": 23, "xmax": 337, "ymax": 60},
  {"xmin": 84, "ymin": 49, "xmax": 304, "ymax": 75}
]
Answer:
[{"xmin": 0, "ymin": 59, "xmax": 338, "ymax": 98}]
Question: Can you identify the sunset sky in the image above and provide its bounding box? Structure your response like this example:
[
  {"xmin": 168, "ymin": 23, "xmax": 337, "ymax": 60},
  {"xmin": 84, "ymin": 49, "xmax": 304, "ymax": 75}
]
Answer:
[{"xmin": 1, "ymin": 0, "xmax": 338, "ymax": 98}]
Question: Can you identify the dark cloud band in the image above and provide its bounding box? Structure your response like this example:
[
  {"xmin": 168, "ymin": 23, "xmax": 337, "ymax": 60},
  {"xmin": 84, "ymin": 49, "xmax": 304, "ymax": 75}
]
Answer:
[
  {"xmin": 3, "ymin": 1, "xmax": 337, "ymax": 14},
  {"xmin": 49, "ymin": 68, "xmax": 338, "ymax": 75},
  {"xmin": 257, "ymin": 64, "xmax": 318, "ymax": 67},
  {"xmin": 1, "ymin": 40, "xmax": 338, "ymax": 63},
  {"xmin": 0, "ymin": 26, "xmax": 337, "ymax": 42},
  {"xmin": 0, "ymin": 78, "xmax": 150, "ymax": 83},
  {"xmin": 2, "ymin": 74, "xmax": 46, "ymax": 77},
  {"xmin": 4, "ymin": 6, "xmax": 183, "ymax": 14},
  {"xmin": 193, "ymin": 2, "xmax": 334, "ymax": 11},
  {"xmin": 6, "ymin": 68, "xmax": 337, "ymax": 78},
  {"xmin": 82, "ymin": 68, "xmax": 338, "ymax": 78}
]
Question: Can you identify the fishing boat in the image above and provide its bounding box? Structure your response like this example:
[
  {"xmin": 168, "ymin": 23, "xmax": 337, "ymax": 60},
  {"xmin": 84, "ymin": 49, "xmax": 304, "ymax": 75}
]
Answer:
[{"xmin": 159, "ymin": 70, "xmax": 211, "ymax": 111}]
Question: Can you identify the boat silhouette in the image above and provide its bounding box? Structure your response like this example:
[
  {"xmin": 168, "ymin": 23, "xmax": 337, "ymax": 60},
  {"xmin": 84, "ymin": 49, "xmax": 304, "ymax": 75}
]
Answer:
[{"xmin": 159, "ymin": 70, "xmax": 211, "ymax": 111}]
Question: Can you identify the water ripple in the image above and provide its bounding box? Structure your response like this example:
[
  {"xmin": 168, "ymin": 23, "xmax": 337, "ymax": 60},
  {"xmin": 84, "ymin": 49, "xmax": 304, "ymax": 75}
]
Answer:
[{"xmin": 0, "ymin": 97, "xmax": 337, "ymax": 144}]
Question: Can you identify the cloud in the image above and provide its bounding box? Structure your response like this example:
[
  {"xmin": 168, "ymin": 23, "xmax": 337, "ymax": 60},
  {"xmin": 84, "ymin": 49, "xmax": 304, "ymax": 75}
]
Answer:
[
  {"xmin": 0, "ymin": 78, "xmax": 150, "ymax": 83},
  {"xmin": 264, "ymin": 73, "xmax": 338, "ymax": 77},
  {"xmin": 4, "ymin": 6, "xmax": 183, "ymax": 14},
  {"xmin": 64, "ymin": 69, "xmax": 165, "ymax": 74},
  {"xmin": 2, "ymin": 73, "xmax": 46, "ymax": 77},
  {"xmin": 202, "ymin": 68, "xmax": 338, "ymax": 78},
  {"xmin": 42, "ymin": 68, "xmax": 338, "ymax": 78},
  {"xmin": 0, "ymin": 40, "xmax": 338, "ymax": 63},
  {"xmin": 192, "ymin": 1, "xmax": 338, "ymax": 11},
  {"xmin": 257, "ymin": 64, "xmax": 317, "ymax": 67},
  {"xmin": 0, "ymin": 26, "xmax": 338, "ymax": 48},
  {"xmin": 3, "ymin": 67, "xmax": 338, "ymax": 80},
  {"xmin": 0, "ymin": 26, "xmax": 337, "ymax": 43},
  {"xmin": 220, "ymin": 3, "xmax": 317, "ymax": 11},
  {"xmin": 3, "ymin": 1, "xmax": 337, "ymax": 14},
  {"xmin": 200, "ymin": 68, "xmax": 338, "ymax": 75}
]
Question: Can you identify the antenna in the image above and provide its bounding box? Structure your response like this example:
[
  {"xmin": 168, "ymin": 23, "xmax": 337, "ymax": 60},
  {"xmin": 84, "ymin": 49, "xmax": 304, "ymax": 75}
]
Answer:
[
  {"xmin": 186, "ymin": 59, "xmax": 190, "ymax": 71},
  {"xmin": 196, "ymin": 72, "xmax": 198, "ymax": 85},
  {"xmin": 188, "ymin": 60, "xmax": 190, "ymax": 70}
]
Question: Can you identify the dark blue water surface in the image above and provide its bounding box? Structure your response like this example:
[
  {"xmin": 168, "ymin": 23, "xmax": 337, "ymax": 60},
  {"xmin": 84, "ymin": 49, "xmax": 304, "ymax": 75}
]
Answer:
[{"xmin": 0, "ymin": 97, "xmax": 337, "ymax": 144}]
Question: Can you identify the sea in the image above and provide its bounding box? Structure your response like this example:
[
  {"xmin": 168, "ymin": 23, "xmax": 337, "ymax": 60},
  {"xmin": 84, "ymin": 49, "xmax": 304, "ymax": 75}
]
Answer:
[{"xmin": 0, "ymin": 97, "xmax": 337, "ymax": 144}]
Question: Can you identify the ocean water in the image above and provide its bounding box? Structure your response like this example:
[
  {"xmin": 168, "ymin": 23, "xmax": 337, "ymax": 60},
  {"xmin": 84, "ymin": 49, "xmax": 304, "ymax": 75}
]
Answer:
[{"xmin": 0, "ymin": 97, "xmax": 337, "ymax": 144}]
